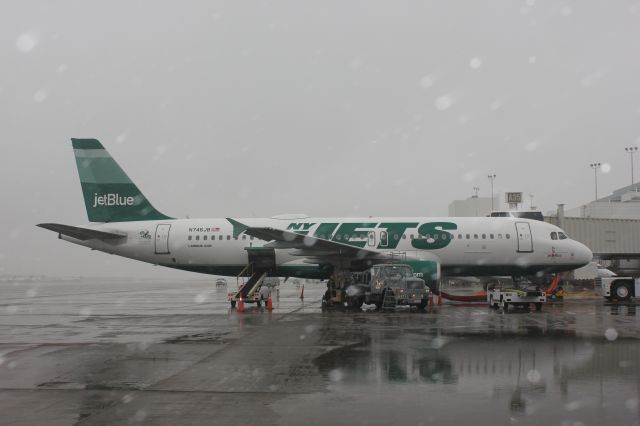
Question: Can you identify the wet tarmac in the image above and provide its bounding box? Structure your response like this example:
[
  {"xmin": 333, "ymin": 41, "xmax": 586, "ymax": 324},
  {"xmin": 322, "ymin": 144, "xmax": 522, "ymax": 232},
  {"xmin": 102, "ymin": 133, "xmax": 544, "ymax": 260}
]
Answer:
[{"xmin": 2, "ymin": 278, "xmax": 640, "ymax": 425}]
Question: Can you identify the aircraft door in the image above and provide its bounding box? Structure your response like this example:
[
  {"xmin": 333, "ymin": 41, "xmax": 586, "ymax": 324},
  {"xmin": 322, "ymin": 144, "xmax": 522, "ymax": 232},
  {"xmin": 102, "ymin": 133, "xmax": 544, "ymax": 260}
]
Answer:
[
  {"xmin": 246, "ymin": 247, "xmax": 276, "ymax": 272},
  {"xmin": 155, "ymin": 224, "xmax": 171, "ymax": 254},
  {"xmin": 515, "ymin": 222, "xmax": 533, "ymax": 253}
]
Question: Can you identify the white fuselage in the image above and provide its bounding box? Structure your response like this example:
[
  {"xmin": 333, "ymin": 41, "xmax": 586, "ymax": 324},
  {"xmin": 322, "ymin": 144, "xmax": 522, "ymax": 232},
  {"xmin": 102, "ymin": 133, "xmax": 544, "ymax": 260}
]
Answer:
[{"xmin": 60, "ymin": 216, "xmax": 593, "ymax": 279}]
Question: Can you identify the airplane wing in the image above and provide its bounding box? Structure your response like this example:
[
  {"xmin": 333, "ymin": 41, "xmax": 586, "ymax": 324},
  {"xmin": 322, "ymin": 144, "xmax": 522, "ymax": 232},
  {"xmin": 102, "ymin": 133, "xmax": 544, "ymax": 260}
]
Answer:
[
  {"xmin": 227, "ymin": 218, "xmax": 386, "ymax": 262},
  {"xmin": 37, "ymin": 223, "xmax": 127, "ymax": 241}
]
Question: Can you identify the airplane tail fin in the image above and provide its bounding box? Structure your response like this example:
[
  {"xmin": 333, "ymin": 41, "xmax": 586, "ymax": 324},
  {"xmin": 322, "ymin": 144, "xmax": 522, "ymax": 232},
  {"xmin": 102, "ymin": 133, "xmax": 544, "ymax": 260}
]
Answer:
[{"xmin": 71, "ymin": 138, "xmax": 172, "ymax": 222}]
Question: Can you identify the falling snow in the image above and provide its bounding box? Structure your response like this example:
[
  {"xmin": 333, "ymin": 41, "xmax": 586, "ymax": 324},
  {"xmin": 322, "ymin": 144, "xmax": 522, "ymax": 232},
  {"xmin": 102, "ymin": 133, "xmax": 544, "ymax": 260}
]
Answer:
[
  {"xmin": 469, "ymin": 57, "xmax": 482, "ymax": 70},
  {"xmin": 33, "ymin": 90, "xmax": 47, "ymax": 103},
  {"xmin": 435, "ymin": 95, "xmax": 453, "ymax": 111},
  {"xmin": 15, "ymin": 32, "xmax": 37, "ymax": 53},
  {"xmin": 605, "ymin": 328, "xmax": 618, "ymax": 341},
  {"xmin": 419, "ymin": 75, "xmax": 435, "ymax": 89}
]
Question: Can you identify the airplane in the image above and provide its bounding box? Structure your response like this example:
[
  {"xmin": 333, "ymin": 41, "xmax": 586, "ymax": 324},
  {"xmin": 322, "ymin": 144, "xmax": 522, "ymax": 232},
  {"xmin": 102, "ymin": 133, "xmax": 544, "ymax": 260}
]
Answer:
[{"xmin": 38, "ymin": 138, "xmax": 593, "ymax": 296}]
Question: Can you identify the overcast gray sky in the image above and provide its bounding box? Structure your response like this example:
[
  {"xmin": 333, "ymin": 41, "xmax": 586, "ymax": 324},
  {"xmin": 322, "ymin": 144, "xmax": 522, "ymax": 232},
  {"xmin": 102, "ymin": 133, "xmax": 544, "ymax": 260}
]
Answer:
[{"xmin": 1, "ymin": 1, "xmax": 640, "ymax": 277}]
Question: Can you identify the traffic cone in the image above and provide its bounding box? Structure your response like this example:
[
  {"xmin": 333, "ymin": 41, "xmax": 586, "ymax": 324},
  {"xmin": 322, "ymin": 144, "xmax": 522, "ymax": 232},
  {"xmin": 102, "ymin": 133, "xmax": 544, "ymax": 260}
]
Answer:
[
  {"xmin": 267, "ymin": 295, "xmax": 273, "ymax": 311},
  {"xmin": 437, "ymin": 290, "xmax": 442, "ymax": 305},
  {"xmin": 237, "ymin": 295, "xmax": 244, "ymax": 312},
  {"xmin": 300, "ymin": 284, "xmax": 304, "ymax": 300}
]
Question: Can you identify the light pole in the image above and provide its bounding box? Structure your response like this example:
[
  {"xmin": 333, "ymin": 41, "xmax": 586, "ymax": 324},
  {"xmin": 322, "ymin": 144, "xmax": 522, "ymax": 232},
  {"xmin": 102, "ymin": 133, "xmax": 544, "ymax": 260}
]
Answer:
[
  {"xmin": 625, "ymin": 146, "xmax": 637, "ymax": 185},
  {"xmin": 473, "ymin": 186, "xmax": 480, "ymax": 216},
  {"xmin": 488, "ymin": 174, "xmax": 496, "ymax": 211},
  {"xmin": 590, "ymin": 163, "xmax": 601, "ymax": 201}
]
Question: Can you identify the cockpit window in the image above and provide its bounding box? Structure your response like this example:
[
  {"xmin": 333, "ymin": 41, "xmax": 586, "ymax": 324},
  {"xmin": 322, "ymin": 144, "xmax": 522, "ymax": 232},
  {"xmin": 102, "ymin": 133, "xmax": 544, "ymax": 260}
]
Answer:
[
  {"xmin": 558, "ymin": 232, "xmax": 568, "ymax": 240},
  {"xmin": 551, "ymin": 232, "xmax": 558, "ymax": 240}
]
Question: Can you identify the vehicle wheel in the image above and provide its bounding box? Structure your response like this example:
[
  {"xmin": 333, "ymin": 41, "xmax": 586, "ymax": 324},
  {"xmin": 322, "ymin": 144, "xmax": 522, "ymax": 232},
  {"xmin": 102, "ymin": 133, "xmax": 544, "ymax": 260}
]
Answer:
[
  {"xmin": 535, "ymin": 303, "xmax": 542, "ymax": 312},
  {"xmin": 419, "ymin": 300, "xmax": 428, "ymax": 310},
  {"xmin": 230, "ymin": 300, "xmax": 236, "ymax": 308},
  {"xmin": 322, "ymin": 289, "xmax": 331, "ymax": 306},
  {"xmin": 613, "ymin": 282, "xmax": 632, "ymax": 301},
  {"xmin": 256, "ymin": 300, "xmax": 262, "ymax": 308}
]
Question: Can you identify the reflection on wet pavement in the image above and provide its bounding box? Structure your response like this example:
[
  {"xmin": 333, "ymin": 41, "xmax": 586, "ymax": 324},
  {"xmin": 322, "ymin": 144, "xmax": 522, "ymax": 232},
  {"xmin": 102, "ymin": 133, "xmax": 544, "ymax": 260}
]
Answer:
[{"xmin": 1, "ymin": 279, "xmax": 640, "ymax": 425}]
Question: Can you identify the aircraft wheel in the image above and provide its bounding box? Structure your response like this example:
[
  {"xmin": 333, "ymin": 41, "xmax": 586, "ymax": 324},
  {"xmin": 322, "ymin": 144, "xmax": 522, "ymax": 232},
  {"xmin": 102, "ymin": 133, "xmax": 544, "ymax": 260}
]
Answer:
[{"xmin": 613, "ymin": 282, "xmax": 632, "ymax": 302}]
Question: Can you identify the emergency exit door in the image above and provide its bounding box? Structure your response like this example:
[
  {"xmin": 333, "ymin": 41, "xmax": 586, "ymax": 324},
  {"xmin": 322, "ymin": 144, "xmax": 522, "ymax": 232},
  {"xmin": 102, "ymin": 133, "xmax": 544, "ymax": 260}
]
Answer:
[
  {"xmin": 155, "ymin": 224, "xmax": 171, "ymax": 254},
  {"xmin": 515, "ymin": 222, "xmax": 533, "ymax": 253}
]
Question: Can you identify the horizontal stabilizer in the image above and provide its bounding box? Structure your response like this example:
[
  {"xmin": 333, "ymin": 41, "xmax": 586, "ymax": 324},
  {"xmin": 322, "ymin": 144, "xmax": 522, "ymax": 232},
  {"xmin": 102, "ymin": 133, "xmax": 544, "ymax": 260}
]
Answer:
[{"xmin": 37, "ymin": 223, "xmax": 126, "ymax": 241}]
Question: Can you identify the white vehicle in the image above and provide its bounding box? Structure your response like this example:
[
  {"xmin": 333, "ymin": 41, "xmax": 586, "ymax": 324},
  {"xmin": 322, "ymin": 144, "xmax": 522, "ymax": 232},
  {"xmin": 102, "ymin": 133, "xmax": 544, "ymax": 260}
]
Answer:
[
  {"xmin": 487, "ymin": 283, "xmax": 546, "ymax": 312},
  {"xmin": 600, "ymin": 277, "xmax": 640, "ymax": 302},
  {"xmin": 38, "ymin": 139, "xmax": 593, "ymax": 294}
]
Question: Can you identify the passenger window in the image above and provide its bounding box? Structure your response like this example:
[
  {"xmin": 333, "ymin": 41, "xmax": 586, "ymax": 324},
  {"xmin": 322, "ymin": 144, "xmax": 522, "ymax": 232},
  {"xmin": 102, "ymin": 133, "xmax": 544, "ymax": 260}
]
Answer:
[
  {"xmin": 458, "ymin": 234, "xmax": 462, "ymax": 239},
  {"xmin": 242, "ymin": 235, "xmax": 246, "ymax": 240},
  {"xmin": 506, "ymin": 234, "xmax": 511, "ymax": 239},
  {"xmin": 410, "ymin": 234, "xmax": 414, "ymax": 240},
  {"xmin": 203, "ymin": 235, "xmax": 207, "ymax": 241},
  {"xmin": 498, "ymin": 234, "xmax": 502, "ymax": 239},
  {"xmin": 196, "ymin": 235, "xmax": 200, "ymax": 241},
  {"xmin": 219, "ymin": 235, "xmax": 223, "ymax": 240},
  {"xmin": 490, "ymin": 234, "xmax": 494, "ymax": 239},
  {"xmin": 434, "ymin": 234, "xmax": 439, "ymax": 240},
  {"xmin": 466, "ymin": 234, "xmax": 470, "ymax": 239},
  {"xmin": 559, "ymin": 232, "xmax": 568, "ymax": 240},
  {"xmin": 551, "ymin": 232, "xmax": 558, "ymax": 240},
  {"xmin": 226, "ymin": 235, "xmax": 230, "ymax": 240},
  {"xmin": 250, "ymin": 236, "xmax": 254, "ymax": 240},
  {"xmin": 482, "ymin": 234, "xmax": 486, "ymax": 239},
  {"xmin": 474, "ymin": 234, "xmax": 478, "ymax": 239},
  {"xmin": 188, "ymin": 235, "xmax": 192, "ymax": 241}
]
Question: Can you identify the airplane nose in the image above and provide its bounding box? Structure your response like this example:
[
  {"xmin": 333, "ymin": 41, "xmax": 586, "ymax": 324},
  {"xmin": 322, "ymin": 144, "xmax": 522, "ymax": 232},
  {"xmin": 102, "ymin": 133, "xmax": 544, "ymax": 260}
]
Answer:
[{"xmin": 575, "ymin": 241, "xmax": 593, "ymax": 265}]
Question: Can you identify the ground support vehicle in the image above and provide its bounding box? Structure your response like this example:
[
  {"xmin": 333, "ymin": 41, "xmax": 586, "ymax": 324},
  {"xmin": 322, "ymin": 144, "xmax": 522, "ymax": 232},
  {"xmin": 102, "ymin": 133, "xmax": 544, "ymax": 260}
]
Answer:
[
  {"xmin": 487, "ymin": 284, "xmax": 546, "ymax": 312},
  {"xmin": 228, "ymin": 270, "xmax": 268, "ymax": 308},
  {"xmin": 600, "ymin": 277, "xmax": 640, "ymax": 302},
  {"xmin": 344, "ymin": 264, "xmax": 430, "ymax": 310}
]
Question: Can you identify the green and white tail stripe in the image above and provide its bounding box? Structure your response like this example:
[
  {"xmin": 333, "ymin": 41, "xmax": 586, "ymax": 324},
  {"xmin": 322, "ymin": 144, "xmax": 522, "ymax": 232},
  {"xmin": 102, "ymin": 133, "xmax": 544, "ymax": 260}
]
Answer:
[{"xmin": 72, "ymin": 138, "xmax": 172, "ymax": 222}]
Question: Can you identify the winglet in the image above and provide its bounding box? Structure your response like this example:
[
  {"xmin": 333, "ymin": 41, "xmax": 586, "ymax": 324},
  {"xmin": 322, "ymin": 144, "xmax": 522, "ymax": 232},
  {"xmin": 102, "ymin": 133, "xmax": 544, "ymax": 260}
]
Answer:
[{"xmin": 226, "ymin": 218, "xmax": 249, "ymax": 239}]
